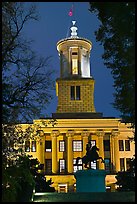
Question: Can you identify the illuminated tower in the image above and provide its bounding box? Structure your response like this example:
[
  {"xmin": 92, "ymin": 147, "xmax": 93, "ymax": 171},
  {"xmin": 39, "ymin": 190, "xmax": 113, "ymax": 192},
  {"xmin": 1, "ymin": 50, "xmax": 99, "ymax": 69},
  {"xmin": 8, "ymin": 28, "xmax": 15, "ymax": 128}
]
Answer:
[{"xmin": 53, "ymin": 21, "xmax": 102, "ymax": 118}]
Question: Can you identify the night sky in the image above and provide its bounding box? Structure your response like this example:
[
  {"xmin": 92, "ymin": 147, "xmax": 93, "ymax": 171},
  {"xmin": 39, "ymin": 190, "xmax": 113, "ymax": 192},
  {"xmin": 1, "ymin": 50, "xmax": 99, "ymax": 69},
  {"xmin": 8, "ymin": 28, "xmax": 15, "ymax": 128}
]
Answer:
[{"xmin": 23, "ymin": 2, "xmax": 121, "ymax": 119}]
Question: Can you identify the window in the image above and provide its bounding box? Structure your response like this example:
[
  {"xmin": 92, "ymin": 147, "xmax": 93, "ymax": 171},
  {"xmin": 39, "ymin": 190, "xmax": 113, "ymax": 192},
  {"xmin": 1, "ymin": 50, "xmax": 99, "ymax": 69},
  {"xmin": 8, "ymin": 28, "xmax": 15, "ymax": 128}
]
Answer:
[
  {"xmin": 125, "ymin": 140, "xmax": 130, "ymax": 151},
  {"xmin": 76, "ymin": 86, "xmax": 80, "ymax": 100},
  {"xmin": 120, "ymin": 158, "xmax": 125, "ymax": 171},
  {"xmin": 59, "ymin": 159, "xmax": 66, "ymax": 173},
  {"xmin": 73, "ymin": 158, "xmax": 83, "ymax": 172},
  {"xmin": 126, "ymin": 158, "xmax": 131, "ymax": 170},
  {"xmin": 31, "ymin": 141, "xmax": 36, "ymax": 152},
  {"xmin": 70, "ymin": 86, "xmax": 80, "ymax": 100},
  {"xmin": 85, "ymin": 140, "xmax": 96, "ymax": 150},
  {"xmin": 45, "ymin": 159, "xmax": 52, "ymax": 174},
  {"xmin": 72, "ymin": 52, "xmax": 77, "ymax": 55},
  {"xmin": 25, "ymin": 141, "xmax": 30, "ymax": 152},
  {"xmin": 104, "ymin": 140, "xmax": 110, "ymax": 151},
  {"xmin": 104, "ymin": 158, "xmax": 110, "ymax": 171},
  {"xmin": 71, "ymin": 51, "xmax": 78, "ymax": 75},
  {"xmin": 119, "ymin": 140, "xmax": 124, "ymax": 151},
  {"xmin": 90, "ymin": 140, "xmax": 96, "ymax": 147},
  {"xmin": 59, "ymin": 141, "xmax": 65, "ymax": 152},
  {"xmin": 58, "ymin": 184, "xmax": 67, "ymax": 193},
  {"xmin": 72, "ymin": 59, "xmax": 78, "ymax": 75},
  {"xmin": 73, "ymin": 140, "xmax": 82, "ymax": 152},
  {"xmin": 71, "ymin": 86, "xmax": 75, "ymax": 100},
  {"xmin": 45, "ymin": 141, "xmax": 52, "ymax": 152},
  {"xmin": 90, "ymin": 161, "xmax": 97, "ymax": 169}
]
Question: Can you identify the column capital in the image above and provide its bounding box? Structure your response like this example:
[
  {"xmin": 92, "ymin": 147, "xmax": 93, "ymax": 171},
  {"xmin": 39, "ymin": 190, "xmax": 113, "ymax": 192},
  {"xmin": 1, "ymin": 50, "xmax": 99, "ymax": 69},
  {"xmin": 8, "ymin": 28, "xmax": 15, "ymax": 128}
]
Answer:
[
  {"xmin": 81, "ymin": 130, "xmax": 90, "ymax": 137},
  {"xmin": 111, "ymin": 130, "xmax": 119, "ymax": 138},
  {"xmin": 66, "ymin": 130, "xmax": 74, "ymax": 137},
  {"xmin": 96, "ymin": 130, "xmax": 105, "ymax": 137},
  {"xmin": 51, "ymin": 130, "xmax": 59, "ymax": 137}
]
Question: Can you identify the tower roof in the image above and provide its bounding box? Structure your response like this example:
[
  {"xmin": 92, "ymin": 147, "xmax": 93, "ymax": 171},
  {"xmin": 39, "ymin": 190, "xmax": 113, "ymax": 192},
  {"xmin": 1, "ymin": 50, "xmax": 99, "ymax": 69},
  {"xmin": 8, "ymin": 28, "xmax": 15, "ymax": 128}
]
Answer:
[{"xmin": 57, "ymin": 21, "xmax": 92, "ymax": 47}]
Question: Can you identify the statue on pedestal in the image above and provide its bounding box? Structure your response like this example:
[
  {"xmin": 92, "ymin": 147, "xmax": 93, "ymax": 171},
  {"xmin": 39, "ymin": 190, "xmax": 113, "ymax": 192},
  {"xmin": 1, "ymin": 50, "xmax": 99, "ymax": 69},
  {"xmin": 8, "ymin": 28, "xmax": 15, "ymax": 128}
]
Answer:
[{"xmin": 74, "ymin": 142, "xmax": 105, "ymax": 169}]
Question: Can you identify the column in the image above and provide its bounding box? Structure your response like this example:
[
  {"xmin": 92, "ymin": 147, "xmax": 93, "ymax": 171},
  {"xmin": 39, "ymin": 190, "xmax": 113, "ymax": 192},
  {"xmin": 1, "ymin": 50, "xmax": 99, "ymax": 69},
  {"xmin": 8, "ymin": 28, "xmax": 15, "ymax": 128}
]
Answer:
[
  {"xmin": 112, "ymin": 131, "xmax": 120, "ymax": 172},
  {"xmin": 110, "ymin": 133, "xmax": 115, "ymax": 172},
  {"xmin": 81, "ymin": 131, "xmax": 90, "ymax": 156},
  {"xmin": 37, "ymin": 130, "xmax": 44, "ymax": 164},
  {"xmin": 51, "ymin": 130, "xmax": 59, "ymax": 174},
  {"xmin": 96, "ymin": 130, "xmax": 105, "ymax": 170},
  {"xmin": 66, "ymin": 130, "xmax": 74, "ymax": 173}
]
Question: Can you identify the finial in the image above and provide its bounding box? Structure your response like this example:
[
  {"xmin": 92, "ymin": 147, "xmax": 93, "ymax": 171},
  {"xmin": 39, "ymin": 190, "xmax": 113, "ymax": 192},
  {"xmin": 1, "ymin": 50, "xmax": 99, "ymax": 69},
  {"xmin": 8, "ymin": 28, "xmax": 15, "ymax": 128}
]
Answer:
[
  {"xmin": 72, "ymin": 21, "xmax": 76, "ymax": 26},
  {"xmin": 70, "ymin": 20, "xmax": 78, "ymax": 38}
]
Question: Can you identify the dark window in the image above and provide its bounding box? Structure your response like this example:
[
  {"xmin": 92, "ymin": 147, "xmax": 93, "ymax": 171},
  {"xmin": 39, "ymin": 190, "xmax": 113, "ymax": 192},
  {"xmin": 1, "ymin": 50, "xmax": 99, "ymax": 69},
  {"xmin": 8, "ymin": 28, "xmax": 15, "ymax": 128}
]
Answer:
[
  {"xmin": 125, "ymin": 140, "xmax": 130, "ymax": 151},
  {"xmin": 45, "ymin": 159, "xmax": 52, "ymax": 174},
  {"xmin": 126, "ymin": 158, "xmax": 131, "ymax": 170},
  {"xmin": 104, "ymin": 140, "xmax": 110, "ymax": 151},
  {"xmin": 31, "ymin": 141, "xmax": 36, "ymax": 152},
  {"xmin": 119, "ymin": 140, "xmax": 124, "ymax": 151},
  {"xmin": 59, "ymin": 140, "xmax": 65, "ymax": 152},
  {"xmin": 71, "ymin": 86, "xmax": 75, "ymax": 100},
  {"xmin": 76, "ymin": 86, "xmax": 80, "ymax": 100},
  {"xmin": 104, "ymin": 158, "xmax": 110, "ymax": 171},
  {"xmin": 70, "ymin": 86, "xmax": 80, "ymax": 100},
  {"xmin": 45, "ymin": 141, "xmax": 52, "ymax": 152},
  {"xmin": 120, "ymin": 158, "xmax": 125, "ymax": 171},
  {"xmin": 25, "ymin": 141, "xmax": 30, "ymax": 152},
  {"xmin": 73, "ymin": 140, "xmax": 82, "ymax": 151},
  {"xmin": 59, "ymin": 159, "xmax": 66, "ymax": 173},
  {"xmin": 72, "ymin": 52, "xmax": 78, "ymax": 55}
]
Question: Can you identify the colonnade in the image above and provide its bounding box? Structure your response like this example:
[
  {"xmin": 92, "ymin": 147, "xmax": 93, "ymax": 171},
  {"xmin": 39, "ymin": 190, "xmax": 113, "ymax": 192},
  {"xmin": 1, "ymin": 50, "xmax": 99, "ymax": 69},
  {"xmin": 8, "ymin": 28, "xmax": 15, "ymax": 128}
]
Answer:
[{"xmin": 43, "ymin": 129, "xmax": 120, "ymax": 174}]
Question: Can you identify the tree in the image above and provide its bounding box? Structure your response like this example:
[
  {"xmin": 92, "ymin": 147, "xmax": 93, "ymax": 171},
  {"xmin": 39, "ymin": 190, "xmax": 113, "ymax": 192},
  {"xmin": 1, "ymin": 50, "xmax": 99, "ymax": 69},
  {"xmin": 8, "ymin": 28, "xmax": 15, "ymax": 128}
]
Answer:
[
  {"xmin": 89, "ymin": 2, "xmax": 135, "ymax": 127},
  {"xmin": 115, "ymin": 157, "xmax": 135, "ymax": 192},
  {"xmin": 2, "ymin": 2, "xmax": 55, "ymax": 123},
  {"xmin": 2, "ymin": 3, "xmax": 57, "ymax": 199},
  {"xmin": 2, "ymin": 120, "xmax": 57, "ymax": 202},
  {"xmin": 2, "ymin": 155, "xmax": 55, "ymax": 202}
]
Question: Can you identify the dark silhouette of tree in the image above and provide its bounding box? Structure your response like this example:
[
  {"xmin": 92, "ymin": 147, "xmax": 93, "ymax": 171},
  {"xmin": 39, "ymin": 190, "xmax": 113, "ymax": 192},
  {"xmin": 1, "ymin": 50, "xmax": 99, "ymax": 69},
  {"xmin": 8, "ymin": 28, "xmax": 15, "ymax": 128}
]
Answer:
[
  {"xmin": 89, "ymin": 2, "xmax": 135, "ymax": 127},
  {"xmin": 2, "ymin": 2, "xmax": 55, "ymax": 123},
  {"xmin": 115, "ymin": 157, "xmax": 135, "ymax": 191},
  {"xmin": 2, "ymin": 155, "xmax": 55, "ymax": 202}
]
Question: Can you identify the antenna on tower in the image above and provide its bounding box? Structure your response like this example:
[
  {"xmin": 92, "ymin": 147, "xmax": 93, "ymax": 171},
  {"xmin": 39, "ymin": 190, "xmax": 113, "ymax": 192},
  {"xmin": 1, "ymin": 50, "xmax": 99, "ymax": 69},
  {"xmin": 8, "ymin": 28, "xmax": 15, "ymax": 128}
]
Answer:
[{"xmin": 66, "ymin": 3, "xmax": 75, "ymax": 38}]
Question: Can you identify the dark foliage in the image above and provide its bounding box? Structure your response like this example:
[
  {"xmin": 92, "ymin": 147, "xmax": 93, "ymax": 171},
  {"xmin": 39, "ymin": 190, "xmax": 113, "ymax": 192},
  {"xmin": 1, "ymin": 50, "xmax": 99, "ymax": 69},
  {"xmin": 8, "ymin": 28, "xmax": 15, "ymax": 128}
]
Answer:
[
  {"xmin": 89, "ymin": 2, "xmax": 135, "ymax": 127},
  {"xmin": 115, "ymin": 157, "xmax": 135, "ymax": 191},
  {"xmin": 2, "ymin": 155, "xmax": 55, "ymax": 202}
]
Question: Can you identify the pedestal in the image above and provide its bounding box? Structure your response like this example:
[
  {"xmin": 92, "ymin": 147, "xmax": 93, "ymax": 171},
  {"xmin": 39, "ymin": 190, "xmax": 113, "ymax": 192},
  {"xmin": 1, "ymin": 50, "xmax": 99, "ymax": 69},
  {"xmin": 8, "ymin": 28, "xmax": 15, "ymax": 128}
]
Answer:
[{"xmin": 74, "ymin": 169, "xmax": 106, "ymax": 192}]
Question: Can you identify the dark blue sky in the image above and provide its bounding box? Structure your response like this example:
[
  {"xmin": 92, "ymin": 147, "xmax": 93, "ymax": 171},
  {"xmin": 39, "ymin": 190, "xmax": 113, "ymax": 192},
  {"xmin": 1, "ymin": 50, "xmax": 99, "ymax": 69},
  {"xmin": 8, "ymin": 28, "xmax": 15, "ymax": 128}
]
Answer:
[{"xmin": 23, "ymin": 2, "xmax": 121, "ymax": 118}]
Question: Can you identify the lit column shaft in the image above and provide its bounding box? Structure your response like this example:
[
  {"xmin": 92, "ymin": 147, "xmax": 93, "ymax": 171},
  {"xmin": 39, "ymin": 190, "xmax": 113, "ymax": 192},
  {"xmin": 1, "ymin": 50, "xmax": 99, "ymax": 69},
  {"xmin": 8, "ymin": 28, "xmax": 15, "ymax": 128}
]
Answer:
[
  {"xmin": 66, "ymin": 131, "xmax": 74, "ymax": 173},
  {"xmin": 82, "ymin": 131, "xmax": 90, "ymax": 156},
  {"xmin": 51, "ymin": 131, "xmax": 59, "ymax": 174},
  {"xmin": 112, "ymin": 131, "xmax": 120, "ymax": 172},
  {"xmin": 97, "ymin": 131, "xmax": 105, "ymax": 169},
  {"xmin": 37, "ymin": 140, "xmax": 43, "ymax": 164},
  {"xmin": 37, "ymin": 130, "xmax": 44, "ymax": 164}
]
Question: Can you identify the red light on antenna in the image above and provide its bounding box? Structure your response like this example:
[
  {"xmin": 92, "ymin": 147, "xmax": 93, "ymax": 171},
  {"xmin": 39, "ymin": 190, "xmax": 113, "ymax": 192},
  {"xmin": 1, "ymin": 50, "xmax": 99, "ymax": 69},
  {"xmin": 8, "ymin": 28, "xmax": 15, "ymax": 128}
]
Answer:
[
  {"xmin": 69, "ymin": 11, "xmax": 72, "ymax": 16},
  {"xmin": 68, "ymin": 7, "xmax": 73, "ymax": 16}
]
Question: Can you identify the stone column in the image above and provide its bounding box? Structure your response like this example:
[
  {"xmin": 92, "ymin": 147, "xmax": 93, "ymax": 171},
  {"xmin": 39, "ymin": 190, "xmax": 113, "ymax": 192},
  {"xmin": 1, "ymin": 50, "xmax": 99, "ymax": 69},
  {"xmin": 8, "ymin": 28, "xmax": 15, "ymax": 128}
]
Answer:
[
  {"xmin": 112, "ymin": 130, "xmax": 120, "ymax": 172},
  {"xmin": 81, "ymin": 131, "xmax": 90, "ymax": 156},
  {"xmin": 66, "ymin": 130, "xmax": 74, "ymax": 173},
  {"xmin": 51, "ymin": 130, "xmax": 59, "ymax": 174},
  {"xmin": 110, "ymin": 133, "xmax": 115, "ymax": 172},
  {"xmin": 37, "ymin": 130, "xmax": 44, "ymax": 165},
  {"xmin": 96, "ymin": 130, "xmax": 105, "ymax": 170}
]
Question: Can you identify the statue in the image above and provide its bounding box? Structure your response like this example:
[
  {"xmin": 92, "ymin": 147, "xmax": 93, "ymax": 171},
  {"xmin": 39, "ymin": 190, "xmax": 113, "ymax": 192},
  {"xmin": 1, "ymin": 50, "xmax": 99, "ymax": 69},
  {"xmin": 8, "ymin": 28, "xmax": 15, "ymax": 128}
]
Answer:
[{"xmin": 74, "ymin": 142, "xmax": 105, "ymax": 169}]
